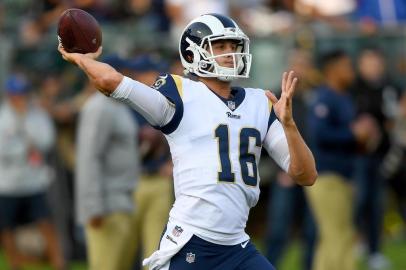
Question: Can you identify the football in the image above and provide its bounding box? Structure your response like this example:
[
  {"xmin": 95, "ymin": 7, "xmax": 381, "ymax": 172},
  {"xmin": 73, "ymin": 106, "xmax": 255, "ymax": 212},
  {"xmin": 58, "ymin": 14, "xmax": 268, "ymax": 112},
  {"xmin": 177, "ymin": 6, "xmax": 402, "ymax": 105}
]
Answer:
[{"xmin": 57, "ymin": 8, "xmax": 102, "ymax": 54}]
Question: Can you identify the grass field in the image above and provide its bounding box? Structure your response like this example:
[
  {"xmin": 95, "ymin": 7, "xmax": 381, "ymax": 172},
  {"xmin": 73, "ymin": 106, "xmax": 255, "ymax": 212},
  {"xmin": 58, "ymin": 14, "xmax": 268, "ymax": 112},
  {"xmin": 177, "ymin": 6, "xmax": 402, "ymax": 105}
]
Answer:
[{"xmin": 1, "ymin": 237, "xmax": 405, "ymax": 270}]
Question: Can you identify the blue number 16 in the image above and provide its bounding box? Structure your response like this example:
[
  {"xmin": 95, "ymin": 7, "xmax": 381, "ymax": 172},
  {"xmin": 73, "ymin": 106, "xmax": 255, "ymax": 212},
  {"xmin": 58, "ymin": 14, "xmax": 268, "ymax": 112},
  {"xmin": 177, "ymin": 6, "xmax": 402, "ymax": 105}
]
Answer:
[{"xmin": 215, "ymin": 124, "xmax": 261, "ymax": 187}]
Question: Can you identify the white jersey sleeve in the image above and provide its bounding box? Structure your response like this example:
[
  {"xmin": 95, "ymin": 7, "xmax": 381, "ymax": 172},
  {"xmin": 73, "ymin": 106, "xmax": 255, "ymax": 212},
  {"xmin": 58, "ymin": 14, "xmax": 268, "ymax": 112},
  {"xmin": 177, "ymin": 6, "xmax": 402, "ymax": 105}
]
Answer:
[
  {"xmin": 263, "ymin": 118, "xmax": 291, "ymax": 172},
  {"xmin": 110, "ymin": 76, "xmax": 176, "ymax": 127}
]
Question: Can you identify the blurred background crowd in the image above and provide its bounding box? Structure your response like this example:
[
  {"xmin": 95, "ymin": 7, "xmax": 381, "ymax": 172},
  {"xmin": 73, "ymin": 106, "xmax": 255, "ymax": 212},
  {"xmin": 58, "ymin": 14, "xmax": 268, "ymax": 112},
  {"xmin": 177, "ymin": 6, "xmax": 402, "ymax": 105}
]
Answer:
[{"xmin": 0, "ymin": 0, "xmax": 406, "ymax": 269}]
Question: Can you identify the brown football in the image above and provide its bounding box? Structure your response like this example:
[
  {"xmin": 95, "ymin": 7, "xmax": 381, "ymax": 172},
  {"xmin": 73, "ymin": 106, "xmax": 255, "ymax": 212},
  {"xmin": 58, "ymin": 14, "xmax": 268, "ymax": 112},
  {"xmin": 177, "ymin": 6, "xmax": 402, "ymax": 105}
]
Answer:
[{"xmin": 57, "ymin": 9, "xmax": 102, "ymax": 53}]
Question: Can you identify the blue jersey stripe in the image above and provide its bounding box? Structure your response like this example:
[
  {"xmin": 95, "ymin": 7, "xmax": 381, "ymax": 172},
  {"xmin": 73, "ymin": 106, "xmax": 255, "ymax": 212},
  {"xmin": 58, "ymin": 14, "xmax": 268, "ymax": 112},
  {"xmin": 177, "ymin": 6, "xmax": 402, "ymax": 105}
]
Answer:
[
  {"xmin": 267, "ymin": 107, "xmax": 278, "ymax": 130},
  {"xmin": 152, "ymin": 73, "xmax": 184, "ymax": 134}
]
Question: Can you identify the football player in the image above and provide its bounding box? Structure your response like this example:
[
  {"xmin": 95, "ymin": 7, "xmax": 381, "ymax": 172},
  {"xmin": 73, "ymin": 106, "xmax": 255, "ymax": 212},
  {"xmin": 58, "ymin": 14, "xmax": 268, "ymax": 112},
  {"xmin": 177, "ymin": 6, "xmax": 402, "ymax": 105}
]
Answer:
[{"xmin": 59, "ymin": 13, "xmax": 317, "ymax": 270}]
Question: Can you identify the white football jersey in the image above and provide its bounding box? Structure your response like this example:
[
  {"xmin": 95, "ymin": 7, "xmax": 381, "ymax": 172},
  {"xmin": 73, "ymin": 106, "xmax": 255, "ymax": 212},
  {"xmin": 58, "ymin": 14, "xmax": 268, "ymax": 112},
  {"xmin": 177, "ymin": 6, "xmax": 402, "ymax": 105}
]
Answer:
[{"xmin": 152, "ymin": 74, "xmax": 288, "ymax": 245}]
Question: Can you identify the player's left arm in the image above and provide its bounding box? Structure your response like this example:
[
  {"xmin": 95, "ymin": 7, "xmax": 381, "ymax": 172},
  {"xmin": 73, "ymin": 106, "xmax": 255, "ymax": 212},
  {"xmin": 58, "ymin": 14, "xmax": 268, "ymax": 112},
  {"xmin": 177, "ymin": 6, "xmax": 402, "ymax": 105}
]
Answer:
[{"xmin": 265, "ymin": 71, "xmax": 317, "ymax": 186}]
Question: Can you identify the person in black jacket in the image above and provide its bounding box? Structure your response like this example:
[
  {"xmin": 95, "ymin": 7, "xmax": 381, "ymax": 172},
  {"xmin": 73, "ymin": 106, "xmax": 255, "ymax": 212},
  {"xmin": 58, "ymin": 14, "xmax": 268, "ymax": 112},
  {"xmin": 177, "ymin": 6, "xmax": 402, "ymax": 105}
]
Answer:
[{"xmin": 351, "ymin": 47, "xmax": 400, "ymax": 269}]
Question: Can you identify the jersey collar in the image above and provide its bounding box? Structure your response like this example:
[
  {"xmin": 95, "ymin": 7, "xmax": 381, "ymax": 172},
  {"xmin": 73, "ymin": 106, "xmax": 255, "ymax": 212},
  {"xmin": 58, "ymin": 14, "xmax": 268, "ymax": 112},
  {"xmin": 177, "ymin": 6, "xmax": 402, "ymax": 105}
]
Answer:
[{"xmin": 208, "ymin": 86, "xmax": 246, "ymax": 111}]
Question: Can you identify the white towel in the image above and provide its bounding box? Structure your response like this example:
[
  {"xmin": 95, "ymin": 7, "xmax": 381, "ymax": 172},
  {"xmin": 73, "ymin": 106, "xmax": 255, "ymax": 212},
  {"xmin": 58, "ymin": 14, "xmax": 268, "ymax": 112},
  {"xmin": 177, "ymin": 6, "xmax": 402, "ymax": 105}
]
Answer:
[{"xmin": 143, "ymin": 220, "xmax": 194, "ymax": 270}]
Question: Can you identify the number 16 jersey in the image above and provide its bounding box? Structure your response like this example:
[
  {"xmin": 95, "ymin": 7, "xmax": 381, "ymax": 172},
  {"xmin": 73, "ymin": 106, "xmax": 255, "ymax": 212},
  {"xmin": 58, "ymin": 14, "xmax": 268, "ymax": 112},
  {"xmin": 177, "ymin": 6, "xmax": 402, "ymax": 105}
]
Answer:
[{"xmin": 153, "ymin": 74, "xmax": 290, "ymax": 245}]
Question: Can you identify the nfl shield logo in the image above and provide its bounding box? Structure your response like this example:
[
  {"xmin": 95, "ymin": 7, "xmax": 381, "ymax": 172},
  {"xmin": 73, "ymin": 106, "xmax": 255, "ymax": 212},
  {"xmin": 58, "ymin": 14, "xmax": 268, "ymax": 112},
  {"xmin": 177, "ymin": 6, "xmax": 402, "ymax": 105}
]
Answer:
[
  {"xmin": 186, "ymin": 252, "xmax": 195, "ymax": 263},
  {"xmin": 227, "ymin": 101, "xmax": 236, "ymax": 110},
  {"xmin": 172, "ymin": 225, "xmax": 183, "ymax": 237}
]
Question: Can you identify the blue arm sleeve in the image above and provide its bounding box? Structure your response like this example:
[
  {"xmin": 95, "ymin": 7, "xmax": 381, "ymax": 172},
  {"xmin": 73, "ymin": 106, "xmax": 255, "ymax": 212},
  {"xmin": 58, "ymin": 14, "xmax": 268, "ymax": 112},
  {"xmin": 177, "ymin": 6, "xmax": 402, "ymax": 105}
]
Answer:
[{"xmin": 267, "ymin": 107, "xmax": 278, "ymax": 130}]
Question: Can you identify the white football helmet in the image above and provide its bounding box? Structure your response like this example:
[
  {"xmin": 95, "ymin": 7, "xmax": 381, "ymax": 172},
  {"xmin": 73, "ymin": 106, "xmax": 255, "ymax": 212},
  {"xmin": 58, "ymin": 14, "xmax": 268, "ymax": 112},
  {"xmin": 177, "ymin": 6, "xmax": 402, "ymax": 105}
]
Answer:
[{"xmin": 179, "ymin": 13, "xmax": 252, "ymax": 82}]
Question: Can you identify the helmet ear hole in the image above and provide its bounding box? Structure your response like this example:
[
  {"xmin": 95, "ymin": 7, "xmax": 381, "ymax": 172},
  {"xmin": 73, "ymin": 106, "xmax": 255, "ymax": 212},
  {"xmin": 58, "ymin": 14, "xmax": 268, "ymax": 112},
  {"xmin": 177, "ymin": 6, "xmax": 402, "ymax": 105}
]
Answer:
[{"xmin": 185, "ymin": 52, "xmax": 193, "ymax": 63}]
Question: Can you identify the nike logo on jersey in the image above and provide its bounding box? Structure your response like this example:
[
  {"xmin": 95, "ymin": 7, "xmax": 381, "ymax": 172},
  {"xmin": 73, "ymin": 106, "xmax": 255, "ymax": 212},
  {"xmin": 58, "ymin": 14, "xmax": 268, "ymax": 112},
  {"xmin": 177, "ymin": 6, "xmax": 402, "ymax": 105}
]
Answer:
[
  {"xmin": 226, "ymin": 112, "xmax": 241, "ymax": 119},
  {"xmin": 241, "ymin": 240, "xmax": 249, "ymax": 248}
]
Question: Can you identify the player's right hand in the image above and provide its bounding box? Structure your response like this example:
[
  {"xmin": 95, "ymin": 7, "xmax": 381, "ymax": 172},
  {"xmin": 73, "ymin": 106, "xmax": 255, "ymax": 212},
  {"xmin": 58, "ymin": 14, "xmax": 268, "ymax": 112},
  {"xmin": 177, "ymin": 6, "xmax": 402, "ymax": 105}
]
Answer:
[{"xmin": 58, "ymin": 44, "xmax": 102, "ymax": 65}]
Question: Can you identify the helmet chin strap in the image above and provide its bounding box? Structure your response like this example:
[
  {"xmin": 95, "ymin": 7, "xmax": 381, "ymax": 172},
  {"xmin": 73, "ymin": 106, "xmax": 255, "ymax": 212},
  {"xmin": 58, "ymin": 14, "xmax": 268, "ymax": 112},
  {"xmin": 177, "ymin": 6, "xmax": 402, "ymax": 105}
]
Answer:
[
  {"xmin": 218, "ymin": 76, "xmax": 233, "ymax": 82},
  {"xmin": 211, "ymin": 53, "xmax": 240, "ymax": 81},
  {"xmin": 216, "ymin": 66, "xmax": 236, "ymax": 82}
]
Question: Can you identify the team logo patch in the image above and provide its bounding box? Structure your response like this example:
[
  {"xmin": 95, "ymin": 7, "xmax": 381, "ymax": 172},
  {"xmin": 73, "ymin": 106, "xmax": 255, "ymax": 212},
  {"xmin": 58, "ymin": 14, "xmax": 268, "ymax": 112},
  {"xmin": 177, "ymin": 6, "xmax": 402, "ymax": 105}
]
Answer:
[
  {"xmin": 152, "ymin": 74, "xmax": 168, "ymax": 90},
  {"xmin": 186, "ymin": 252, "xmax": 195, "ymax": 263},
  {"xmin": 172, "ymin": 225, "xmax": 183, "ymax": 237}
]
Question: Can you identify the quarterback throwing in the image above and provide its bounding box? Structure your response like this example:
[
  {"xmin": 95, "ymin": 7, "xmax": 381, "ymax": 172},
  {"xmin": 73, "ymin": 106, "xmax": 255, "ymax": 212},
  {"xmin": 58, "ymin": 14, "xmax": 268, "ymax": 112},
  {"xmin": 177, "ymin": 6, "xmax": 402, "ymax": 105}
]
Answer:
[{"xmin": 59, "ymin": 13, "xmax": 317, "ymax": 270}]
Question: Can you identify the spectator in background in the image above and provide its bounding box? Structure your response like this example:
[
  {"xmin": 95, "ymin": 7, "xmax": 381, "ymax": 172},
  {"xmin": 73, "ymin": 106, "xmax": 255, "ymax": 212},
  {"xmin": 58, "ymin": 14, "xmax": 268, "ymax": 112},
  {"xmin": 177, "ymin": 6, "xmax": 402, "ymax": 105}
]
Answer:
[
  {"xmin": 381, "ymin": 91, "xmax": 406, "ymax": 232},
  {"xmin": 0, "ymin": 74, "xmax": 65, "ymax": 270},
  {"xmin": 125, "ymin": 0, "xmax": 171, "ymax": 32},
  {"xmin": 70, "ymin": 0, "xmax": 113, "ymax": 22},
  {"xmin": 20, "ymin": 0, "xmax": 67, "ymax": 47},
  {"xmin": 355, "ymin": 0, "xmax": 406, "ymax": 31},
  {"xmin": 167, "ymin": 52, "xmax": 185, "ymax": 76},
  {"xmin": 0, "ymin": 2, "xmax": 5, "ymax": 32},
  {"xmin": 266, "ymin": 49, "xmax": 321, "ymax": 270},
  {"xmin": 296, "ymin": 0, "xmax": 356, "ymax": 17},
  {"xmin": 231, "ymin": 0, "xmax": 296, "ymax": 36},
  {"xmin": 351, "ymin": 47, "xmax": 400, "ymax": 270},
  {"xmin": 39, "ymin": 72, "xmax": 93, "ymax": 261},
  {"xmin": 165, "ymin": 0, "xmax": 230, "ymax": 46},
  {"xmin": 122, "ymin": 55, "xmax": 173, "ymax": 270},
  {"xmin": 75, "ymin": 57, "xmax": 139, "ymax": 270},
  {"xmin": 306, "ymin": 50, "xmax": 379, "ymax": 270},
  {"xmin": 390, "ymin": 92, "xmax": 406, "ymax": 222},
  {"xmin": 295, "ymin": 0, "xmax": 356, "ymax": 30}
]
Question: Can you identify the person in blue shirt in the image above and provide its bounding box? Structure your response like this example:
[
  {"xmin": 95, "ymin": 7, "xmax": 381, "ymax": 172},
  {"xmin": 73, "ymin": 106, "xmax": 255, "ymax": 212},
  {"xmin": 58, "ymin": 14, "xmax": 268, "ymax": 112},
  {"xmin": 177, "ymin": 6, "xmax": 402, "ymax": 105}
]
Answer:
[{"xmin": 306, "ymin": 49, "xmax": 379, "ymax": 270}]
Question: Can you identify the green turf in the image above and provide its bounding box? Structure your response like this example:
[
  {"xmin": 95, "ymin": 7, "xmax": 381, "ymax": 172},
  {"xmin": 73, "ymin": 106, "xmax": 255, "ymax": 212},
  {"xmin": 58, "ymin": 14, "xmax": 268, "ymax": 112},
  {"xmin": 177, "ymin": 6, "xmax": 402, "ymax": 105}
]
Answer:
[
  {"xmin": 253, "ymin": 236, "xmax": 406, "ymax": 270},
  {"xmin": 277, "ymin": 239, "xmax": 406, "ymax": 270}
]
